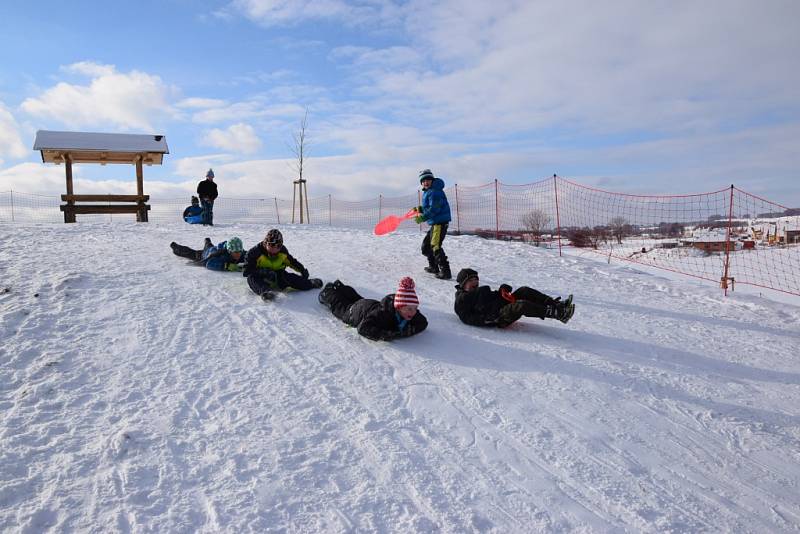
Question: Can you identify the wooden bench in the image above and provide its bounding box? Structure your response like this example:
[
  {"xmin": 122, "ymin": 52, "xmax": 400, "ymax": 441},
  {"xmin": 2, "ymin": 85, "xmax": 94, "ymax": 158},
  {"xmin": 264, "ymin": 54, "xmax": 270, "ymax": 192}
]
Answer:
[{"xmin": 60, "ymin": 194, "xmax": 151, "ymax": 223}]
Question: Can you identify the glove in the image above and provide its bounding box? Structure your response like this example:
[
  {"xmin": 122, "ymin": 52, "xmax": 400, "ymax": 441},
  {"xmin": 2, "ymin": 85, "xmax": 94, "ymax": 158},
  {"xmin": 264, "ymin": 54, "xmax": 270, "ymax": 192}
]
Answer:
[
  {"xmin": 225, "ymin": 263, "xmax": 242, "ymax": 272},
  {"xmin": 500, "ymin": 287, "xmax": 516, "ymax": 303},
  {"xmin": 499, "ymin": 284, "xmax": 512, "ymax": 293},
  {"xmin": 413, "ymin": 215, "xmax": 426, "ymax": 224},
  {"xmin": 301, "ymin": 267, "xmax": 309, "ymax": 279},
  {"xmin": 416, "ymin": 205, "xmax": 422, "ymax": 213}
]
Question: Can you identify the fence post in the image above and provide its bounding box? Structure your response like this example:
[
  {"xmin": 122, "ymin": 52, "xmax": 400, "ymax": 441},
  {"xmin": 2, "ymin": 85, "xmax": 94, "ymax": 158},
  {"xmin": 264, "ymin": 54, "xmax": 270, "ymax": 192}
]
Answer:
[
  {"xmin": 274, "ymin": 197, "xmax": 280, "ymax": 224},
  {"xmin": 454, "ymin": 183, "xmax": 460, "ymax": 235},
  {"xmin": 721, "ymin": 184, "xmax": 735, "ymax": 296},
  {"xmin": 329, "ymin": 194, "xmax": 332, "ymax": 226},
  {"xmin": 418, "ymin": 190, "xmax": 422, "ymax": 232},
  {"xmin": 554, "ymin": 174, "xmax": 562, "ymax": 257},
  {"xmin": 494, "ymin": 178, "xmax": 499, "ymax": 240},
  {"xmin": 378, "ymin": 194, "xmax": 382, "ymax": 223},
  {"xmin": 10, "ymin": 190, "xmax": 14, "ymax": 222}
]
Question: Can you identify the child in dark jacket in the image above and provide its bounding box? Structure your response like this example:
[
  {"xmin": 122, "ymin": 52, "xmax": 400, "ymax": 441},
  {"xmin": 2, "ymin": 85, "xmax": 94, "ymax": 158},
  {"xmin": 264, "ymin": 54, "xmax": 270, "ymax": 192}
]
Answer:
[
  {"xmin": 318, "ymin": 277, "xmax": 428, "ymax": 341},
  {"xmin": 414, "ymin": 169, "xmax": 452, "ymax": 279},
  {"xmin": 182, "ymin": 196, "xmax": 203, "ymax": 224},
  {"xmin": 170, "ymin": 237, "xmax": 245, "ymax": 271},
  {"xmin": 243, "ymin": 228, "xmax": 323, "ymax": 301},
  {"xmin": 453, "ymin": 268, "xmax": 574, "ymax": 328}
]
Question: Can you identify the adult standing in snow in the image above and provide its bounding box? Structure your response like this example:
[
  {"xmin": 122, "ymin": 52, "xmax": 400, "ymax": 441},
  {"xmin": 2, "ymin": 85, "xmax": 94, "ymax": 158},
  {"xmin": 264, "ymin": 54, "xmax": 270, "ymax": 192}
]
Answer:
[
  {"xmin": 453, "ymin": 268, "xmax": 574, "ymax": 327},
  {"xmin": 318, "ymin": 277, "xmax": 428, "ymax": 341},
  {"xmin": 243, "ymin": 228, "xmax": 323, "ymax": 301},
  {"xmin": 197, "ymin": 169, "xmax": 218, "ymax": 226},
  {"xmin": 170, "ymin": 236, "xmax": 246, "ymax": 271},
  {"xmin": 414, "ymin": 169, "xmax": 452, "ymax": 279}
]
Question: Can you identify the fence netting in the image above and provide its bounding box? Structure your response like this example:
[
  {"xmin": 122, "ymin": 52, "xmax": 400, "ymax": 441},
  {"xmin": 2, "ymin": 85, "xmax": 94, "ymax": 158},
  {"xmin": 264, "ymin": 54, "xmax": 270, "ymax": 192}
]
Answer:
[{"xmin": 1, "ymin": 177, "xmax": 798, "ymax": 297}]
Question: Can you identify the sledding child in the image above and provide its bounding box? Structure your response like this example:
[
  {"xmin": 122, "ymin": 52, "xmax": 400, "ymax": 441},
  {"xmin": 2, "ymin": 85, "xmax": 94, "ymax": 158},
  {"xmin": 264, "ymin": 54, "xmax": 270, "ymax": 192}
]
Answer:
[
  {"xmin": 170, "ymin": 237, "xmax": 246, "ymax": 271},
  {"xmin": 318, "ymin": 277, "xmax": 428, "ymax": 341},
  {"xmin": 243, "ymin": 228, "xmax": 323, "ymax": 301},
  {"xmin": 183, "ymin": 196, "xmax": 203, "ymax": 224},
  {"xmin": 414, "ymin": 169, "xmax": 452, "ymax": 279},
  {"xmin": 453, "ymin": 268, "xmax": 574, "ymax": 328}
]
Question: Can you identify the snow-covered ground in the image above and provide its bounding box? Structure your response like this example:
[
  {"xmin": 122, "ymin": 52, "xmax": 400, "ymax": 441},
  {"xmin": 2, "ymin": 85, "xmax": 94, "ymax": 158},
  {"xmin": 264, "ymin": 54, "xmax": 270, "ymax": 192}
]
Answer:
[{"xmin": 2, "ymin": 222, "xmax": 800, "ymax": 533}]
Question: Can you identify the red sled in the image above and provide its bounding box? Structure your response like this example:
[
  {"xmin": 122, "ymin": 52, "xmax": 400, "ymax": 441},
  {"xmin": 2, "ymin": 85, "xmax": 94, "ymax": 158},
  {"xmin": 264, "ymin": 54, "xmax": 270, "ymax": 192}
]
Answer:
[{"xmin": 374, "ymin": 208, "xmax": 419, "ymax": 235}]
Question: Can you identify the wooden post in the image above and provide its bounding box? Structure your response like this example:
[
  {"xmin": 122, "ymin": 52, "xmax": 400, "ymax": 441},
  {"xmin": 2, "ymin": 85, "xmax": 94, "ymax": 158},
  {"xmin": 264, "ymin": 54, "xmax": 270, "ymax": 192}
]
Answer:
[
  {"xmin": 304, "ymin": 180, "xmax": 310, "ymax": 224},
  {"xmin": 721, "ymin": 185, "xmax": 735, "ymax": 296},
  {"xmin": 418, "ymin": 190, "xmax": 422, "ymax": 232},
  {"xmin": 135, "ymin": 156, "xmax": 144, "ymax": 196},
  {"xmin": 135, "ymin": 156, "xmax": 147, "ymax": 222},
  {"xmin": 298, "ymin": 179, "xmax": 304, "ymax": 223},
  {"xmin": 494, "ymin": 178, "xmax": 499, "ymax": 240},
  {"xmin": 64, "ymin": 154, "xmax": 75, "ymax": 223},
  {"xmin": 274, "ymin": 197, "xmax": 281, "ymax": 224},
  {"xmin": 454, "ymin": 183, "xmax": 460, "ymax": 235},
  {"xmin": 554, "ymin": 174, "xmax": 562, "ymax": 257},
  {"xmin": 291, "ymin": 182, "xmax": 297, "ymax": 223}
]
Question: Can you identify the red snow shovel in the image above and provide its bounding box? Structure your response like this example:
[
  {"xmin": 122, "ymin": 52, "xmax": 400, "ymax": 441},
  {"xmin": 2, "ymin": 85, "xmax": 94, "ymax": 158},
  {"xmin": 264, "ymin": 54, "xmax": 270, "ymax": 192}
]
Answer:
[{"xmin": 374, "ymin": 208, "xmax": 419, "ymax": 236}]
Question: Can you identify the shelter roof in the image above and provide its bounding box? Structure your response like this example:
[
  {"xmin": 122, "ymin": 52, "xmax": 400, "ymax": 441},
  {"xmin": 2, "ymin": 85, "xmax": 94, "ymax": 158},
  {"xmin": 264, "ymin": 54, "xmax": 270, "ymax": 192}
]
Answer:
[{"xmin": 33, "ymin": 130, "xmax": 169, "ymax": 165}]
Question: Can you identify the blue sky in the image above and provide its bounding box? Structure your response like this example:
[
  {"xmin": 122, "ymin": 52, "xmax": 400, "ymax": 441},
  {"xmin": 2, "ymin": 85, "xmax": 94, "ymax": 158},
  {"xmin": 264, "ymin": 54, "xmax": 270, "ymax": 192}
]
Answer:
[{"xmin": 1, "ymin": 0, "xmax": 798, "ymax": 206}]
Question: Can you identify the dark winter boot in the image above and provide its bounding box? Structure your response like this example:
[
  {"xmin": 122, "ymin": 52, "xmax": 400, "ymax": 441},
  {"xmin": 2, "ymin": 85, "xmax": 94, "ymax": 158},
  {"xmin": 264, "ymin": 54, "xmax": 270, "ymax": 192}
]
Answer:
[
  {"xmin": 434, "ymin": 249, "xmax": 452, "ymax": 280},
  {"xmin": 309, "ymin": 278, "xmax": 324, "ymax": 289},
  {"xmin": 545, "ymin": 295, "xmax": 574, "ymax": 324},
  {"xmin": 319, "ymin": 283, "xmax": 335, "ymax": 306},
  {"xmin": 261, "ymin": 290, "xmax": 275, "ymax": 302},
  {"xmin": 424, "ymin": 253, "xmax": 439, "ymax": 275}
]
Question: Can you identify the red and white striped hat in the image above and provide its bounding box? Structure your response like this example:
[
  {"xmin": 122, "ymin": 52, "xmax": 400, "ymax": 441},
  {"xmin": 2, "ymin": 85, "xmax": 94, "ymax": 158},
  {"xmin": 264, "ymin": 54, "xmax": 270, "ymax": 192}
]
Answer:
[{"xmin": 394, "ymin": 276, "xmax": 419, "ymax": 309}]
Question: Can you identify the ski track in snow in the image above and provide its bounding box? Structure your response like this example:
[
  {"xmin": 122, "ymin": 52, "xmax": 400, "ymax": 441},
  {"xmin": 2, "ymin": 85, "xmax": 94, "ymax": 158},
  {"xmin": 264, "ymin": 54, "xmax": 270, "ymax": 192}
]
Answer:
[{"xmin": 1, "ymin": 222, "xmax": 799, "ymax": 533}]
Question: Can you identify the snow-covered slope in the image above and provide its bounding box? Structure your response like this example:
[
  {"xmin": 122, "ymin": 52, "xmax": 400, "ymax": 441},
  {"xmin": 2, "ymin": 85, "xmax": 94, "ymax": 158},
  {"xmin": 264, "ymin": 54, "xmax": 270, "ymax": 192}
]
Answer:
[{"xmin": 1, "ymin": 222, "xmax": 799, "ymax": 533}]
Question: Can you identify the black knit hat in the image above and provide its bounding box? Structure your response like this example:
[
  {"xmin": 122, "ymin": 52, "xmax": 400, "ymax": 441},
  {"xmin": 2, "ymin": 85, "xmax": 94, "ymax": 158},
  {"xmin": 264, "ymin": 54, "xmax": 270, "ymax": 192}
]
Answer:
[
  {"xmin": 456, "ymin": 268, "xmax": 478, "ymax": 286},
  {"xmin": 264, "ymin": 228, "xmax": 283, "ymax": 246},
  {"xmin": 419, "ymin": 169, "xmax": 435, "ymax": 183}
]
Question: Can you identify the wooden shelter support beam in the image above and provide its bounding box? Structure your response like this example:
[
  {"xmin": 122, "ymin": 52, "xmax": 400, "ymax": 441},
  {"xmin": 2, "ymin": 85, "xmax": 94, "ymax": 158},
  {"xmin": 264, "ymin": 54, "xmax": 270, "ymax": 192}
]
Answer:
[
  {"xmin": 64, "ymin": 154, "xmax": 76, "ymax": 223},
  {"xmin": 135, "ymin": 156, "xmax": 144, "ymax": 197}
]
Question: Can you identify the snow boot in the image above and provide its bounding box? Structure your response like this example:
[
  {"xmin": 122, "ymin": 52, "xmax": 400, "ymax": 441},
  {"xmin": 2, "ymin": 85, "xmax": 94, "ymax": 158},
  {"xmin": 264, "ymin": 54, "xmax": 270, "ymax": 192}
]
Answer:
[
  {"xmin": 545, "ymin": 295, "xmax": 574, "ymax": 324},
  {"xmin": 434, "ymin": 250, "xmax": 452, "ymax": 280},
  {"xmin": 309, "ymin": 278, "xmax": 324, "ymax": 289},
  {"xmin": 424, "ymin": 253, "xmax": 439, "ymax": 275},
  {"xmin": 319, "ymin": 283, "xmax": 335, "ymax": 306},
  {"xmin": 261, "ymin": 290, "xmax": 275, "ymax": 302}
]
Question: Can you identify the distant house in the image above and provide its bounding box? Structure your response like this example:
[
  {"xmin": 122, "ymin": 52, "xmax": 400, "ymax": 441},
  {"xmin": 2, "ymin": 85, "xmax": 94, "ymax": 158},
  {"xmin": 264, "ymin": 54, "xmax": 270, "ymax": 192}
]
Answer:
[
  {"xmin": 690, "ymin": 231, "xmax": 733, "ymax": 253},
  {"xmin": 785, "ymin": 224, "xmax": 800, "ymax": 244}
]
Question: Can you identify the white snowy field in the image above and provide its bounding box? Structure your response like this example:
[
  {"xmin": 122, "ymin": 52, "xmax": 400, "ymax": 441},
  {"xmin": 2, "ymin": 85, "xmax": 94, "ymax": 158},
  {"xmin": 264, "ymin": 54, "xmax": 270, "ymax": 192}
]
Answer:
[{"xmin": 1, "ymin": 222, "xmax": 800, "ymax": 533}]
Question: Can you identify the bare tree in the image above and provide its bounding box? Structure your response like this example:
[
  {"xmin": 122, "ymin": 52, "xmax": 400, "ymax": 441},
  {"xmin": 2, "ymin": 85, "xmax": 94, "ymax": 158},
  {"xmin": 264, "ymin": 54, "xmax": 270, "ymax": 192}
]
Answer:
[
  {"xmin": 289, "ymin": 109, "xmax": 310, "ymax": 223},
  {"xmin": 609, "ymin": 216, "xmax": 630, "ymax": 244},
  {"xmin": 522, "ymin": 209, "xmax": 551, "ymax": 246}
]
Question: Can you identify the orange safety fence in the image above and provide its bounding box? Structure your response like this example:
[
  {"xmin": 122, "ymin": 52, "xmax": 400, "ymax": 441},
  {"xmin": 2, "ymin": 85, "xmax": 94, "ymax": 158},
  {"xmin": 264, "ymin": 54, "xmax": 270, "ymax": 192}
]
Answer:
[{"xmin": 1, "ymin": 176, "xmax": 798, "ymax": 297}]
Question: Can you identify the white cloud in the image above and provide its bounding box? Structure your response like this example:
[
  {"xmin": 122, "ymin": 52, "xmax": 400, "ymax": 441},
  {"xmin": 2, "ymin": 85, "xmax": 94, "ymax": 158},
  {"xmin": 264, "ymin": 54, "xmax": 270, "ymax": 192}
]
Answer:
[
  {"xmin": 21, "ymin": 62, "xmax": 175, "ymax": 131},
  {"xmin": 329, "ymin": 1, "xmax": 800, "ymax": 138},
  {"xmin": 228, "ymin": 0, "xmax": 393, "ymax": 27},
  {"xmin": 191, "ymin": 100, "xmax": 304, "ymax": 124},
  {"xmin": 0, "ymin": 103, "xmax": 28, "ymax": 163},
  {"xmin": 176, "ymin": 97, "xmax": 228, "ymax": 109},
  {"xmin": 202, "ymin": 123, "xmax": 263, "ymax": 154},
  {"xmin": 61, "ymin": 61, "xmax": 116, "ymax": 78}
]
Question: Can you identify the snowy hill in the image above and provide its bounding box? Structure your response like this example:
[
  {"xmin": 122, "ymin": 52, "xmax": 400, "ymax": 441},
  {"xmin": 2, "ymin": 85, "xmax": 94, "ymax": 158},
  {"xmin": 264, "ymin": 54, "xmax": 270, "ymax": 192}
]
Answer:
[{"xmin": 2, "ymin": 222, "xmax": 799, "ymax": 532}]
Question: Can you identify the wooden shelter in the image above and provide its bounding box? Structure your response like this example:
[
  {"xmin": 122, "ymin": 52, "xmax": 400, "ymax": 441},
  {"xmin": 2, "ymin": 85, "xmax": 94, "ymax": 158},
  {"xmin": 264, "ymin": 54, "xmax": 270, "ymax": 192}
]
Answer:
[{"xmin": 33, "ymin": 130, "xmax": 169, "ymax": 223}]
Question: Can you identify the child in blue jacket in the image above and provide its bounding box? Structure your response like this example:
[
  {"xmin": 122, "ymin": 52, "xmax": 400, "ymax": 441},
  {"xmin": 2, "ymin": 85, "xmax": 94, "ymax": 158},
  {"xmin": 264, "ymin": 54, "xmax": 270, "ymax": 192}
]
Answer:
[
  {"xmin": 170, "ymin": 237, "xmax": 245, "ymax": 271},
  {"xmin": 414, "ymin": 169, "xmax": 452, "ymax": 279},
  {"xmin": 183, "ymin": 196, "xmax": 203, "ymax": 224}
]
